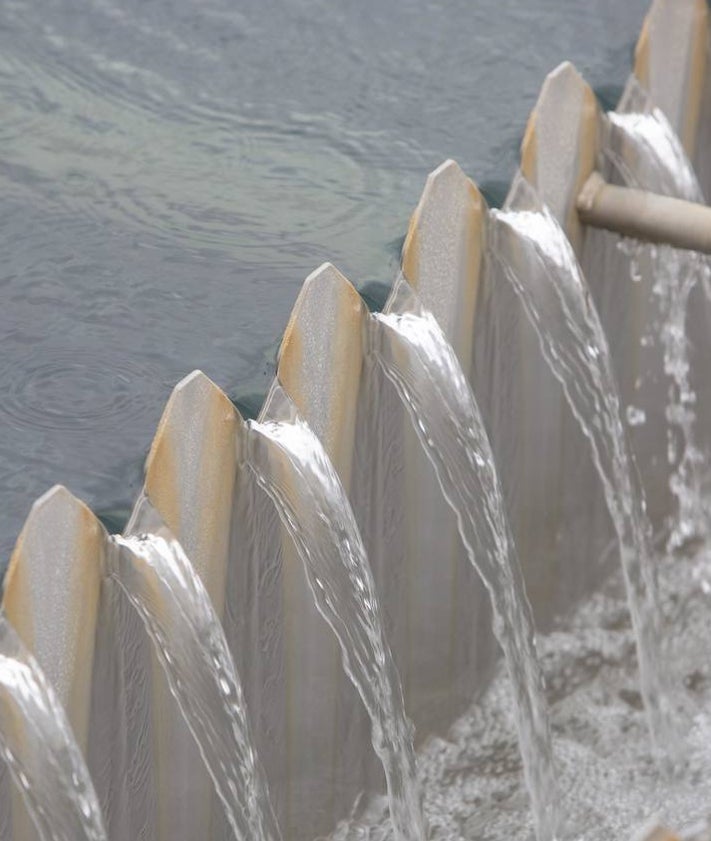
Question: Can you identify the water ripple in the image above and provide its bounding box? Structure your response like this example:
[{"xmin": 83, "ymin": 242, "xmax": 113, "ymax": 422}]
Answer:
[
  {"xmin": 0, "ymin": 27, "xmax": 421, "ymax": 259},
  {"xmin": 0, "ymin": 349, "xmax": 164, "ymax": 432}
]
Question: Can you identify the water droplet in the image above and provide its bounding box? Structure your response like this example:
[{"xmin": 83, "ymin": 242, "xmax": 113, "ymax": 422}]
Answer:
[{"xmin": 626, "ymin": 406, "xmax": 646, "ymax": 427}]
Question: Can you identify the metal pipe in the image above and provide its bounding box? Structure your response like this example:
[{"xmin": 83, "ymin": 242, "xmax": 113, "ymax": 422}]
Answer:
[{"xmin": 577, "ymin": 171, "xmax": 711, "ymax": 254}]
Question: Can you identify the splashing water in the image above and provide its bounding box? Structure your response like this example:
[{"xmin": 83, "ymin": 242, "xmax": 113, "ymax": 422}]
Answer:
[
  {"xmin": 604, "ymin": 109, "xmax": 702, "ymax": 202},
  {"xmin": 369, "ymin": 277, "xmax": 559, "ymax": 841},
  {"xmin": 604, "ymin": 88, "xmax": 709, "ymax": 551},
  {"xmin": 108, "ymin": 503, "xmax": 282, "ymax": 841},
  {"xmin": 328, "ymin": 536, "xmax": 711, "ymax": 841},
  {"xmin": 618, "ymin": 240, "xmax": 709, "ymax": 552},
  {"xmin": 246, "ymin": 386, "xmax": 427, "ymax": 841},
  {"xmin": 490, "ymin": 176, "xmax": 674, "ymax": 756},
  {"xmin": 0, "ymin": 615, "xmax": 108, "ymax": 841}
]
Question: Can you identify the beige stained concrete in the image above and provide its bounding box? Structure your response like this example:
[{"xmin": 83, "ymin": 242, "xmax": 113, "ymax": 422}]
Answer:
[
  {"xmin": 521, "ymin": 61, "xmax": 602, "ymax": 256},
  {"xmin": 3, "ymin": 486, "xmax": 106, "ymax": 841},
  {"xmin": 144, "ymin": 369, "xmax": 239, "ymax": 617},
  {"xmin": 635, "ymin": 0, "xmax": 709, "ymax": 159},
  {"xmin": 278, "ymin": 262, "xmax": 368, "ymax": 493},
  {"xmin": 402, "ymin": 159, "xmax": 487, "ymax": 371},
  {"xmin": 3, "ymin": 486, "xmax": 104, "ymax": 754},
  {"xmin": 138, "ymin": 370, "xmax": 241, "ymax": 841},
  {"xmin": 274, "ymin": 264, "xmax": 377, "ymax": 838}
]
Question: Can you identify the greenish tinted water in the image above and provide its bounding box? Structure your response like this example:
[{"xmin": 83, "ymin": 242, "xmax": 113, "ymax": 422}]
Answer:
[{"xmin": 0, "ymin": 0, "xmax": 649, "ymax": 567}]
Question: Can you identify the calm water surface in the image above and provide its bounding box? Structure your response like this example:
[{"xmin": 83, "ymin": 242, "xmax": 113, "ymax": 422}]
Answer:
[{"xmin": 0, "ymin": 0, "xmax": 648, "ymax": 565}]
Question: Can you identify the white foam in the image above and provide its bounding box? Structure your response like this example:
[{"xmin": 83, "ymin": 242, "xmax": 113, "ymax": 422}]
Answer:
[{"xmin": 328, "ymin": 535, "xmax": 711, "ymax": 841}]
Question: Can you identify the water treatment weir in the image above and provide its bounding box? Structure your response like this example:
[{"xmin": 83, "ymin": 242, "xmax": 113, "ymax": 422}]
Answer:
[{"xmin": 1, "ymin": 1, "xmax": 711, "ymax": 840}]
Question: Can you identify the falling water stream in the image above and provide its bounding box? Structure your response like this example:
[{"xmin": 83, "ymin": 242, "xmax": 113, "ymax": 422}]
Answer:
[
  {"xmin": 370, "ymin": 278, "xmax": 560, "ymax": 841},
  {"xmin": 107, "ymin": 501, "xmax": 282, "ymax": 841},
  {"xmin": 641, "ymin": 244, "xmax": 709, "ymax": 551},
  {"xmin": 0, "ymin": 615, "xmax": 108, "ymax": 841},
  {"xmin": 490, "ymin": 176, "xmax": 673, "ymax": 755},
  {"xmin": 604, "ymin": 89, "xmax": 709, "ymax": 550},
  {"xmin": 4, "ymin": 68, "xmax": 711, "ymax": 841},
  {"xmin": 246, "ymin": 385, "xmax": 426, "ymax": 841}
]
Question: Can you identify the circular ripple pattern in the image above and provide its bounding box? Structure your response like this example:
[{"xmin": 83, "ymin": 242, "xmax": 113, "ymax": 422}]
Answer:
[
  {"xmin": 0, "ymin": 350, "xmax": 164, "ymax": 433},
  {"xmin": 0, "ymin": 37, "xmax": 414, "ymax": 262}
]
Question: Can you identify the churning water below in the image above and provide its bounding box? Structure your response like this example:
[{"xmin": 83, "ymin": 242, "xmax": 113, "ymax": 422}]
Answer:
[
  {"xmin": 326, "ymin": 533, "xmax": 711, "ymax": 841},
  {"xmin": 0, "ymin": 0, "xmax": 650, "ymax": 566}
]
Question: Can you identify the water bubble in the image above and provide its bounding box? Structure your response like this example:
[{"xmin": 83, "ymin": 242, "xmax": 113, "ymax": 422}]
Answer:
[{"xmin": 626, "ymin": 406, "xmax": 646, "ymax": 427}]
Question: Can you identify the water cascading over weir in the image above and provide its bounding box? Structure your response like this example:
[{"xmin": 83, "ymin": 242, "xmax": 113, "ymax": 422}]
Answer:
[{"xmin": 2, "ymin": 0, "xmax": 711, "ymax": 838}]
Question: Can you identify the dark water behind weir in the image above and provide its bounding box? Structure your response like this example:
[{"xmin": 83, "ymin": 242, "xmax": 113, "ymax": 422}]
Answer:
[
  {"xmin": 0, "ymin": 0, "xmax": 650, "ymax": 567},
  {"xmin": 371, "ymin": 279, "xmax": 559, "ymax": 841}
]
